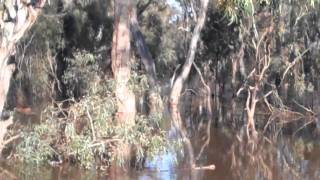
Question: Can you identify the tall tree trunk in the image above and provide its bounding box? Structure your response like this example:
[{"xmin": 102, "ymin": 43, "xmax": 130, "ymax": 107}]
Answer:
[
  {"xmin": 112, "ymin": 0, "xmax": 136, "ymax": 125},
  {"xmin": 0, "ymin": 0, "xmax": 46, "ymax": 149},
  {"xmin": 169, "ymin": 0, "xmax": 209, "ymax": 168},
  {"xmin": 111, "ymin": 0, "xmax": 136, "ymax": 166},
  {"xmin": 130, "ymin": 6, "xmax": 156, "ymax": 86},
  {"xmin": 130, "ymin": 5, "xmax": 162, "ymax": 115}
]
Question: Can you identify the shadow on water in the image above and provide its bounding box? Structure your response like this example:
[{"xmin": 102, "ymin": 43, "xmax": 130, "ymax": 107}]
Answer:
[{"xmin": 0, "ymin": 124, "xmax": 319, "ymax": 179}]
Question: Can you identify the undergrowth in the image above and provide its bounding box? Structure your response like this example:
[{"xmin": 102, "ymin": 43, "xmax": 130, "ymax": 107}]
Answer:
[{"xmin": 16, "ymin": 79, "xmax": 170, "ymax": 169}]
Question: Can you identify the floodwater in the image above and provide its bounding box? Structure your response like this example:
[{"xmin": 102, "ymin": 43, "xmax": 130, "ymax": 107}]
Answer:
[{"xmin": 0, "ymin": 125, "xmax": 319, "ymax": 180}]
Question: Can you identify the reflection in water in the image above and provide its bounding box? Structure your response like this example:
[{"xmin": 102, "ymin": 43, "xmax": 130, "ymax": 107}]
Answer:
[
  {"xmin": 0, "ymin": 127, "xmax": 319, "ymax": 179},
  {"xmin": 144, "ymin": 151, "xmax": 177, "ymax": 180}
]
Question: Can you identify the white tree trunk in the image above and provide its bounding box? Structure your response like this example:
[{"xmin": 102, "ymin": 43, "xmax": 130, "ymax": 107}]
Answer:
[
  {"xmin": 169, "ymin": 0, "xmax": 209, "ymax": 168},
  {"xmin": 0, "ymin": 0, "xmax": 46, "ymax": 149}
]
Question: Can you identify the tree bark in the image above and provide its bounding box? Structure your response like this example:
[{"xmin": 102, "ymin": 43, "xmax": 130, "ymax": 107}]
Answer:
[
  {"xmin": 112, "ymin": 0, "xmax": 136, "ymax": 126},
  {"xmin": 0, "ymin": 0, "xmax": 46, "ymax": 149},
  {"xmin": 0, "ymin": 62, "xmax": 15, "ymax": 118},
  {"xmin": 130, "ymin": 6, "xmax": 156, "ymax": 86},
  {"xmin": 111, "ymin": 0, "xmax": 136, "ymax": 167},
  {"xmin": 169, "ymin": 0, "xmax": 209, "ymax": 168},
  {"xmin": 130, "ymin": 4, "xmax": 162, "ymax": 115},
  {"xmin": 0, "ymin": 0, "xmax": 46, "ymax": 115}
]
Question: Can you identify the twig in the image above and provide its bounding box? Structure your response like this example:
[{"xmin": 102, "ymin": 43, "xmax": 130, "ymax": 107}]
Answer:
[
  {"xmin": 263, "ymin": 94, "xmax": 273, "ymax": 112},
  {"xmin": 281, "ymin": 48, "xmax": 310, "ymax": 81},
  {"xmin": 88, "ymin": 139, "xmax": 121, "ymax": 148},
  {"xmin": 263, "ymin": 116, "xmax": 275, "ymax": 133},
  {"xmin": 292, "ymin": 100, "xmax": 315, "ymax": 115},
  {"xmin": 170, "ymin": 64, "xmax": 181, "ymax": 88},
  {"xmin": 182, "ymin": 88, "xmax": 198, "ymax": 96},
  {"xmin": 86, "ymin": 107, "xmax": 96, "ymax": 141},
  {"xmin": 69, "ymin": 139, "xmax": 121, "ymax": 155},
  {"xmin": 2, "ymin": 134, "xmax": 21, "ymax": 146},
  {"xmin": 293, "ymin": 118, "xmax": 316, "ymax": 136},
  {"xmin": 236, "ymin": 69, "xmax": 256, "ymax": 97}
]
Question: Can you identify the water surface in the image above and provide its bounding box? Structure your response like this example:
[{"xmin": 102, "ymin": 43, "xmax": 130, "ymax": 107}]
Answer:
[{"xmin": 1, "ymin": 127, "xmax": 319, "ymax": 180}]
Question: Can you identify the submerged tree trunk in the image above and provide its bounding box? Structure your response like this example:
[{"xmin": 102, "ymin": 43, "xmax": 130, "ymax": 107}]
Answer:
[
  {"xmin": 0, "ymin": 0, "xmax": 46, "ymax": 148},
  {"xmin": 169, "ymin": 0, "xmax": 209, "ymax": 168},
  {"xmin": 112, "ymin": 0, "xmax": 136, "ymax": 125}
]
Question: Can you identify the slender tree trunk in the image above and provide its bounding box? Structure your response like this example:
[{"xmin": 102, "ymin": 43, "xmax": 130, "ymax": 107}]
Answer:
[
  {"xmin": 111, "ymin": 0, "xmax": 136, "ymax": 166},
  {"xmin": 130, "ymin": 5, "xmax": 162, "ymax": 115},
  {"xmin": 130, "ymin": 6, "xmax": 156, "ymax": 86},
  {"xmin": 169, "ymin": 0, "xmax": 209, "ymax": 168}
]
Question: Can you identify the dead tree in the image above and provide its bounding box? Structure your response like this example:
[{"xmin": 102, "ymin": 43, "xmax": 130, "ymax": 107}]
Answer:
[{"xmin": 237, "ymin": 27, "xmax": 273, "ymax": 139}]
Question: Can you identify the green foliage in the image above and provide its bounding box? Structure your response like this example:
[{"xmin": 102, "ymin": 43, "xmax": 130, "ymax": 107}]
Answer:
[
  {"xmin": 17, "ymin": 124, "xmax": 57, "ymax": 165},
  {"xmin": 17, "ymin": 77, "xmax": 169, "ymax": 168},
  {"xmin": 219, "ymin": 0, "xmax": 319, "ymax": 23},
  {"xmin": 218, "ymin": 0, "xmax": 255, "ymax": 24},
  {"xmin": 63, "ymin": 51, "xmax": 100, "ymax": 98}
]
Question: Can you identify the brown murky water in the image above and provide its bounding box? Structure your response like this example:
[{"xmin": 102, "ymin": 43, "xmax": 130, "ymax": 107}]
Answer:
[{"xmin": 0, "ymin": 125, "xmax": 319, "ymax": 180}]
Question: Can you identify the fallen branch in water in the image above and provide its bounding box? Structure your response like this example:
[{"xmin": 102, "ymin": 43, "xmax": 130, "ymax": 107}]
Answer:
[
  {"xmin": 193, "ymin": 164, "xmax": 216, "ymax": 170},
  {"xmin": 69, "ymin": 138, "xmax": 122, "ymax": 155}
]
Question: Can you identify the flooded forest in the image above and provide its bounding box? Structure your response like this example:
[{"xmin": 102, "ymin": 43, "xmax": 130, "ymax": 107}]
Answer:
[{"xmin": 0, "ymin": 0, "xmax": 320, "ymax": 179}]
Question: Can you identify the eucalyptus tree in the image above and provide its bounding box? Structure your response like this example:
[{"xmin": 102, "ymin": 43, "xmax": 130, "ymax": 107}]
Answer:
[
  {"xmin": 0, "ymin": 0, "xmax": 46, "ymax": 148},
  {"xmin": 169, "ymin": 0, "xmax": 209, "ymax": 167},
  {"xmin": 217, "ymin": 0, "xmax": 320, "ymax": 137}
]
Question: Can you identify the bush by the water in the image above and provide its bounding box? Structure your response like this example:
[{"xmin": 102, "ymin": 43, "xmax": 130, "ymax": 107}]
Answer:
[{"xmin": 17, "ymin": 80, "xmax": 169, "ymax": 168}]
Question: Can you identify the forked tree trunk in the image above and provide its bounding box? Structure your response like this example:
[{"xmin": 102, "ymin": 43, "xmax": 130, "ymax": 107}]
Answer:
[
  {"xmin": 0, "ymin": 0, "xmax": 46, "ymax": 149},
  {"xmin": 112, "ymin": 0, "xmax": 136, "ymax": 125},
  {"xmin": 169, "ymin": 0, "xmax": 209, "ymax": 168}
]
